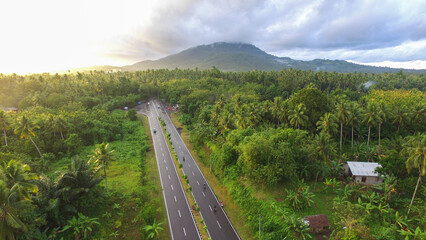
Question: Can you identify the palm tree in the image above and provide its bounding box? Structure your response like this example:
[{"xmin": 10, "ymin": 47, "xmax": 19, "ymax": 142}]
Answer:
[
  {"xmin": 316, "ymin": 113, "xmax": 338, "ymax": 138},
  {"xmin": 234, "ymin": 105, "xmax": 248, "ymax": 129},
  {"xmin": 0, "ymin": 180, "xmax": 29, "ymax": 240},
  {"xmin": 362, "ymin": 102, "xmax": 380, "ymax": 147},
  {"xmin": 0, "ymin": 160, "xmax": 38, "ymax": 200},
  {"xmin": 289, "ymin": 103, "xmax": 309, "ymax": 129},
  {"xmin": 311, "ymin": 132, "xmax": 337, "ymax": 164},
  {"xmin": 271, "ymin": 96, "xmax": 283, "ymax": 125},
  {"xmin": 347, "ymin": 102, "xmax": 360, "ymax": 151},
  {"xmin": 391, "ymin": 104, "xmax": 407, "ymax": 133},
  {"xmin": 335, "ymin": 100, "xmax": 351, "ymax": 152},
  {"xmin": 53, "ymin": 114, "xmax": 66, "ymax": 140},
  {"xmin": 143, "ymin": 219, "xmax": 164, "ymax": 240},
  {"xmin": 0, "ymin": 110, "xmax": 10, "ymax": 147},
  {"xmin": 247, "ymin": 103, "xmax": 260, "ymax": 128},
  {"xmin": 90, "ymin": 143, "xmax": 114, "ymax": 195},
  {"xmin": 408, "ymin": 102, "xmax": 425, "ymax": 133},
  {"xmin": 14, "ymin": 115, "xmax": 43, "ymax": 158},
  {"xmin": 402, "ymin": 133, "xmax": 425, "ymax": 214},
  {"xmin": 377, "ymin": 101, "xmax": 387, "ymax": 152}
]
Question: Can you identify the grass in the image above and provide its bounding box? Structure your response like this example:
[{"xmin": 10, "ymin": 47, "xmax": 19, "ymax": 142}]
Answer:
[
  {"xmin": 47, "ymin": 113, "xmax": 171, "ymax": 239},
  {"xmin": 170, "ymin": 112, "xmax": 255, "ymax": 240},
  {"xmin": 141, "ymin": 115, "xmax": 172, "ymax": 240}
]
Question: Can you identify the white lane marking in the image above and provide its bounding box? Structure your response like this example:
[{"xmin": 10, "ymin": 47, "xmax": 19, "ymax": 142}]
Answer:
[
  {"xmin": 217, "ymin": 220, "xmax": 222, "ymax": 229},
  {"xmin": 161, "ymin": 147, "xmax": 163, "ymax": 151},
  {"xmin": 183, "ymin": 227, "xmax": 186, "ymax": 236},
  {"xmin": 166, "ymin": 166, "xmax": 168, "ymax": 171},
  {"xmin": 171, "ymin": 185, "xmax": 174, "ymax": 190},
  {"xmin": 209, "ymin": 205, "xmax": 212, "ymax": 211},
  {"xmin": 178, "ymin": 209, "xmax": 182, "ymax": 218},
  {"xmin": 168, "ymin": 175, "xmax": 171, "ymax": 179},
  {"xmin": 182, "ymin": 151, "xmax": 184, "ymax": 155},
  {"xmin": 162, "ymin": 153, "xmax": 165, "ymax": 157},
  {"xmin": 197, "ymin": 181, "xmax": 200, "ymax": 185},
  {"xmin": 164, "ymin": 159, "xmax": 166, "ymax": 163},
  {"xmin": 192, "ymin": 171, "xmax": 195, "ymax": 176},
  {"xmin": 188, "ymin": 163, "xmax": 191, "ymax": 167},
  {"xmin": 174, "ymin": 196, "xmax": 177, "ymax": 202},
  {"xmin": 202, "ymin": 192, "xmax": 205, "ymax": 197}
]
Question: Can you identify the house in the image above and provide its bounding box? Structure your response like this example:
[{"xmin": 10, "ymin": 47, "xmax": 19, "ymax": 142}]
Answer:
[
  {"xmin": 344, "ymin": 161, "xmax": 383, "ymax": 185},
  {"xmin": 1, "ymin": 107, "xmax": 18, "ymax": 113},
  {"xmin": 303, "ymin": 214, "xmax": 330, "ymax": 234}
]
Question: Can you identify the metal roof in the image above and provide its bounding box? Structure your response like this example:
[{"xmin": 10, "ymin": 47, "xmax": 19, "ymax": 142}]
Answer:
[{"xmin": 347, "ymin": 161, "xmax": 382, "ymax": 177}]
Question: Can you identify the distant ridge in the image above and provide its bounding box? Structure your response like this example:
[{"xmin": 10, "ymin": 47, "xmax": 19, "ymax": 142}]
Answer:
[{"xmin": 72, "ymin": 42, "xmax": 426, "ymax": 74}]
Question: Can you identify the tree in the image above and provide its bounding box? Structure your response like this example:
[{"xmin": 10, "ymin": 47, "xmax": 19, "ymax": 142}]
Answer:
[
  {"xmin": 14, "ymin": 115, "xmax": 43, "ymax": 158},
  {"xmin": 347, "ymin": 102, "xmax": 360, "ymax": 150},
  {"xmin": 377, "ymin": 101, "xmax": 387, "ymax": 152},
  {"xmin": 0, "ymin": 160, "xmax": 38, "ymax": 200},
  {"xmin": 90, "ymin": 143, "xmax": 114, "ymax": 195},
  {"xmin": 402, "ymin": 133, "xmax": 426, "ymax": 214},
  {"xmin": 391, "ymin": 104, "xmax": 407, "ymax": 133},
  {"xmin": 316, "ymin": 112, "xmax": 338, "ymax": 138},
  {"xmin": 271, "ymin": 96, "xmax": 283, "ymax": 125},
  {"xmin": 289, "ymin": 103, "xmax": 309, "ymax": 129},
  {"xmin": 0, "ymin": 110, "xmax": 10, "ymax": 147},
  {"xmin": 143, "ymin": 219, "xmax": 164, "ymax": 240},
  {"xmin": 362, "ymin": 102, "xmax": 380, "ymax": 147},
  {"xmin": 335, "ymin": 100, "xmax": 351, "ymax": 152},
  {"xmin": 0, "ymin": 180, "xmax": 29, "ymax": 240},
  {"xmin": 284, "ymin": 215, "xmax": 312, "ymax": 240}
]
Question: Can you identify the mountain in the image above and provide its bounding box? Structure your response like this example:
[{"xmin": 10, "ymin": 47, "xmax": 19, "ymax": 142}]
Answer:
[{"xmin": 73, "ymin": 42, "xmax": 426, "ymax": 73}]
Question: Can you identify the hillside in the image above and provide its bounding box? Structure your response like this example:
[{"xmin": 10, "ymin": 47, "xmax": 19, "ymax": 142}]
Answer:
[{"xmin": 73, "ymin": 42, "xmax": 426, "ymax": 73}]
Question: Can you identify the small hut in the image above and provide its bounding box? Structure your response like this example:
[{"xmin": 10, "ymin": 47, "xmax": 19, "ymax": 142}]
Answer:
[{"xmin": 303, "ymin": 214, "xmax": 330, "ymax": 234}]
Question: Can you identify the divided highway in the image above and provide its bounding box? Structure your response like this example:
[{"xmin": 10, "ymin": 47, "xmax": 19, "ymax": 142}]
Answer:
[
  {"xmin": 151, "ymin": 99, "xmax": 241, "ymax": 240},
  {"xmin": 136, "ymin": 102, "xmax": 200, "ymax": 240}
]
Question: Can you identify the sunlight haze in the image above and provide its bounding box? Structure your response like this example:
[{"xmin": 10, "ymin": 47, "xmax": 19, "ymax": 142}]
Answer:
[{"xmin": 1, "ymin": 0, "xmax": 425, "ymax": 73}]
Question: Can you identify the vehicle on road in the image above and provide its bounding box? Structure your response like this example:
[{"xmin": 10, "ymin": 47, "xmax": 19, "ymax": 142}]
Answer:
[
  {"xmin": 168, "ymin": 107, "xmax": 172, "ymax": 110},
  {"xmin": 153, "ymin": 128, "xmax": 157, "ymax": 134},
  {"xmin": 158, "ymin": 105, "xmax": 161, "ymax": 109}
]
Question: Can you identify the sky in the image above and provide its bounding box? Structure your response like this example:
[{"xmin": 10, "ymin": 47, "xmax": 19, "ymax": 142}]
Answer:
[{"xmin": 1, "ymin": 0, "xmax": 425, "ymax": 74}]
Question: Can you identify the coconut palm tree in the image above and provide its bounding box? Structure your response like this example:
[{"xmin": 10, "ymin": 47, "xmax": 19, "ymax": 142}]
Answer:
[
  {"xmin": 289, "ymin": 103, "xmax": 309, "ymax": 129},
  {"xmin": 14, "ymin": 115, "xmax": 43, "ymax": 158},
  {"xmin": 90, "ymin": 143, "xmax": 114, "ymax": 195},
  {"xmin": 402, "ymin": 133, "xmax": 426, "ymax": 214},
  {"xmin": 391, "ymin": 104, "xmax": 407, "ymax": 133},
  {"xmin": 0, "ymin": 110, "xmax": 10, "ymax": 147},
  {"xmin": 271, "ymin": 96, "xmax": 283, "ymax": 125},
  {"xmin": 347, "ymin": 102, "xmax": 360, "ymax": 151},
  {"xmin": 316, "ymin": 112, "xmax": 338, "ymax": 138},
  {"xmin": 143, "ymin": 219, "xmax": 164, "ymax": 240},
  {"xmin": 0, "ymin": 180, "xmax": 30, "ymax": 240},
  {"xmin": 377, "ymin": 101, "xmax": 387, "ymax": 152},
  {"xmin": 0, "ymin": 160, "xmax": 38, "ymax": 200},
  {"xmin": 335, "ymin": 100, "xmax": 351, "ymax": 152},
  {"xmin": 362, "ymin": 102, "xmax": 380, "ymax": 147}
]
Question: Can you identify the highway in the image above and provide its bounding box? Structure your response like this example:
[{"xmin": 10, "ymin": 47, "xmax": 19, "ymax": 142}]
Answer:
[
  {"xmin": 151, "ymin": 99, "xmax": 241, "ymax": 240},
  {"xmin": 136, "ymin": 101, "xmax": 200, "ymax": 240}
]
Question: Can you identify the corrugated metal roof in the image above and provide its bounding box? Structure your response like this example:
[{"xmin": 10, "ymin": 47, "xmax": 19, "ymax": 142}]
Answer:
[{"xmin": 347, "ymin": 161, "xmax": 382, "ymax": 177}]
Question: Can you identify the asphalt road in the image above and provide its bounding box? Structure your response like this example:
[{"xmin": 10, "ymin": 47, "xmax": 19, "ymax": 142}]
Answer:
[
  {"xmin": 136, "ymin": 101, "xmax": 200, "ymax": 240},
  {"xmin": 152, "ymin": 99, "xmax": 241, "ymax": 240}
]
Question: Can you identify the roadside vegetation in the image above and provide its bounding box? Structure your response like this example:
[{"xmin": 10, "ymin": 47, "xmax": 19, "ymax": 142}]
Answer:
[{"xmin": 0, "ymin": 69, "xmax": 424, "ymax": 239}]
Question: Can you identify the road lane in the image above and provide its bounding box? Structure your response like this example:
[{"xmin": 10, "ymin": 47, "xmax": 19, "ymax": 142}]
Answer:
[
  {"xmin": 153, "ymin": 100, "xmax": 240, "ymax": 240},
  {"xmin": 136, "ymin": 102, "xmax": 200, "ymax": 240}
]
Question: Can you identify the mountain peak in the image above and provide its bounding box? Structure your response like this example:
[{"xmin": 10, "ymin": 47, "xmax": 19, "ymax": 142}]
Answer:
[{"xmin": 122, "ymin": 42, "xmax": 426, "ymax": 73}]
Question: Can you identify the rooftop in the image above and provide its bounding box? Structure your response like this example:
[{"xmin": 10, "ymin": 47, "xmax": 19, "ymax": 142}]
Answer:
[
  {"xmin": 303, "ymin": 214, "xmax": 330, "ymax": 229},
  {"xmin": 347, "ymin": 161, "xmax": 382, "ymax": 177}
]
